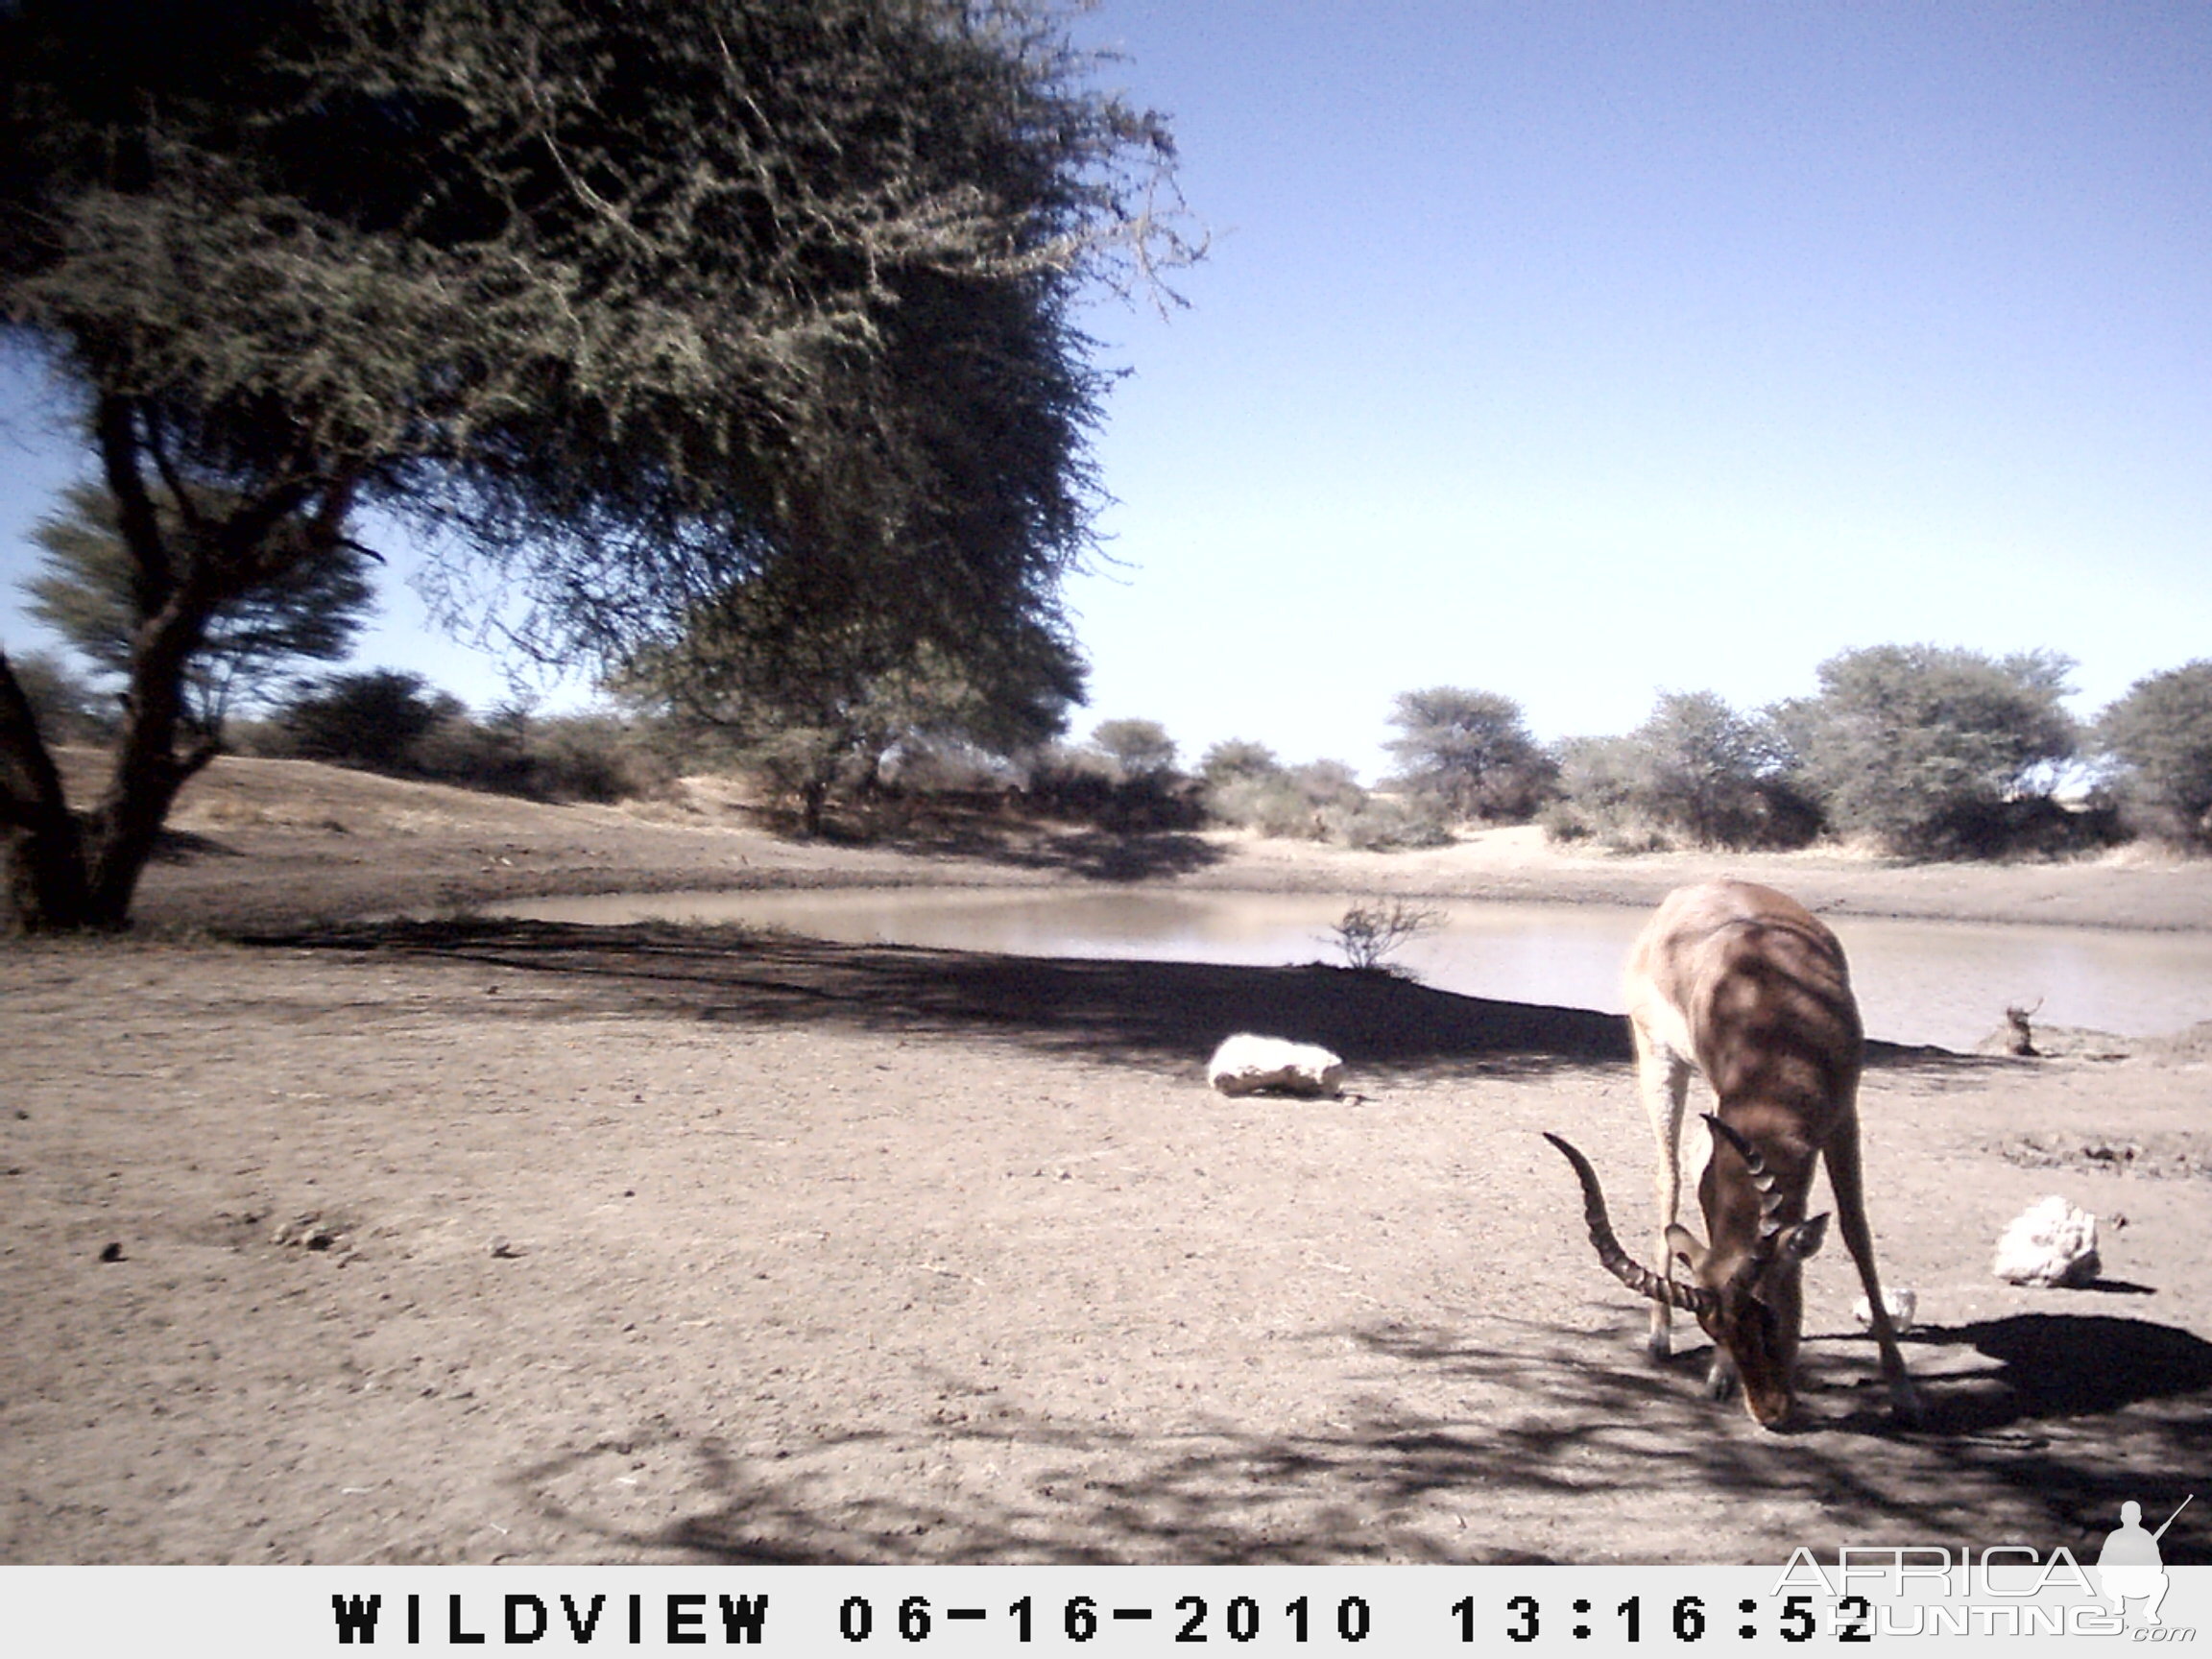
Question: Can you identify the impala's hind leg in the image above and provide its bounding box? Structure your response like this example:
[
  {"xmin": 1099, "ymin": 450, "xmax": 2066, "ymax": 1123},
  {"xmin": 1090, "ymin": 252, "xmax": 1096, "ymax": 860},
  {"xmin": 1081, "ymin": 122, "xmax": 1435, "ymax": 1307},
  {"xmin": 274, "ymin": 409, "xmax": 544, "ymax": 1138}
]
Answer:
[
  {"xmin": 1822, "ymin": 1108, "xmax": 1923, "ymax": 1425},
  {"xmin": 1633, "ymin": 1019, "xmax": 1694, "ymax": 1360}
]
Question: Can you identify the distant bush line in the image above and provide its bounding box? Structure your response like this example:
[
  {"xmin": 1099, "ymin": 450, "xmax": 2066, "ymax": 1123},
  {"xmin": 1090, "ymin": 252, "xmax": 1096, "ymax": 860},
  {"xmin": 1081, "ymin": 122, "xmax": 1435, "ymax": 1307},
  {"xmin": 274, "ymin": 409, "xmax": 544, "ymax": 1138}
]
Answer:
[{"xmin": 20, "ymin": 645, "xmax": 2212, "ymax": 862}]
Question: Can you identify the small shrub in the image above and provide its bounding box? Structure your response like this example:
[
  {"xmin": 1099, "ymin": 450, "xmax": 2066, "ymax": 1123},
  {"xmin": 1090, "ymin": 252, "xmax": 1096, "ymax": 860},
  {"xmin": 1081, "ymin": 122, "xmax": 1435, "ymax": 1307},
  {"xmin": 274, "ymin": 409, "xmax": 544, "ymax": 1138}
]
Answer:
[
  {"xmin": 1542, "ymin": 703, "xmax": 1820, "ymax": 853},
  {"xmin": 1321, "ymin": 795, "xmax": 1455, "ymax": 851},
  {"xmin": 1541, "ymin": 735, "xmax": 1640, "ymax": 846},
  {"xmin": 521, "ymin": 714, "xmax": 678, "ymax": 803},
  {"xmin": 276, "ymin": 669, "xmax": 458, "ymax": 771},
  {"xmin": 1327, "ymin": 899, "xmax": 1446, "ymax": 974},
  {"xmin": 1206, "ymin": 773, "xmax": 1324, "ymax": 838},
  {"xmin": 1085, "ymin": 717, "xmax": 1178, "ymax": 780},
  {"xmin": 1202, "ymin": 755, "xmax": 1445, "ymax": 850},
  {"xmin": 1021, "ymin": 747, "xmax": 1202, "ymax": 830}
]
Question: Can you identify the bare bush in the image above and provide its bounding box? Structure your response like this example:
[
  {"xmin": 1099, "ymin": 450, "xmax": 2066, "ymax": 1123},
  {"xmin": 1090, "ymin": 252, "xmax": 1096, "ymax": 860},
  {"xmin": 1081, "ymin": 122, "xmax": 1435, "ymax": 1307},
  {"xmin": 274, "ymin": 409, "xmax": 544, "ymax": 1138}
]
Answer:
[{"xmin": 1327, "ymin": 899, "xmax": 1446, "ymax": 974}]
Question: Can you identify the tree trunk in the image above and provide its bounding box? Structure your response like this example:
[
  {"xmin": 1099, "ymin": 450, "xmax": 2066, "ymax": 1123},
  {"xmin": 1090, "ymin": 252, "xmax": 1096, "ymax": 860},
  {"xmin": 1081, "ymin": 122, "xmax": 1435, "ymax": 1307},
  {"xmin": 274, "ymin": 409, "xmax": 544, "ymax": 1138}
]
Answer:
[
  {"xmin": 799, "ymin": 775, "xmax": 829, "ymax": 838},
  {"xmin": 77, "ymin": 567, "xmax": 221, "ymax": 927},
  {"xmin": 0, "ymin": 394, "xmax": 365, "ymax": 930},
  {"xmin": 0, "ymin": 651, "xmax": 93, "ymax": 930},
  {"xmin": 0, "ymin": 617, "xmax": 214, "ymax": 932},
  {"xmin": 0, "ymin": 397, "xmax": 221, "ymax": 931}
]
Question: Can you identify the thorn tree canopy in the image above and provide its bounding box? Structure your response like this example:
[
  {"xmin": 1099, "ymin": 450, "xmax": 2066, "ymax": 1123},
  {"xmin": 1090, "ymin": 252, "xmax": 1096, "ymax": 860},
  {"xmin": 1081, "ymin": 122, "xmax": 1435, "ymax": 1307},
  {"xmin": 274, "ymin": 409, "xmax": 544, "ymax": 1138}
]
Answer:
[
  {"xmin": 1776, "ymin": 644, "xmax": 2077, "ymax": 856},
  {"xmin": 1383, "ymin": 685, "xmax": 1554, "ymax": 823},
  {"xmin": 0, "ymin": 0, "xmax": 1191, "ymax": 928},
  {"xmin": 2099, "ymin": 661, "xmax": 2212, "ymax": 848},
  {"xmin": 27, "ymin": 480, "xmax": 378, "ymax": 736},
  {"xmin": 619, "ymin": 552, "xmax": 1087, "ymax": 835}
]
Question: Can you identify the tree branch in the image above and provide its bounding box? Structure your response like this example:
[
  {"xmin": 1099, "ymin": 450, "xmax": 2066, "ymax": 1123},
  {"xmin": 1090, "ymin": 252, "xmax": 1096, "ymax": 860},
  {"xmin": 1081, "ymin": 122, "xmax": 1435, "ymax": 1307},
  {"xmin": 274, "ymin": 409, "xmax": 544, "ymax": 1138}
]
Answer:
[{"xmin": 95, "ymin": 395, "xmax": 174, "ymax": 619}]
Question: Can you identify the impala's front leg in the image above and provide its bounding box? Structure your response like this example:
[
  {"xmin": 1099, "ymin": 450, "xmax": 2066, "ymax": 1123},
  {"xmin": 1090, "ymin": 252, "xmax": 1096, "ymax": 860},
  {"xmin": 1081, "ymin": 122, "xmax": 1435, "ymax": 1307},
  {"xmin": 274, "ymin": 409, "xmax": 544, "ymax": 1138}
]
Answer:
[
  {"xmin": 1632, "ymin": 1019, "xmax": 1693, "ymax": 1361},
  {"xmin": 1822, "ymin": 1108, "xmax": 1925, "ymax": 1425}
]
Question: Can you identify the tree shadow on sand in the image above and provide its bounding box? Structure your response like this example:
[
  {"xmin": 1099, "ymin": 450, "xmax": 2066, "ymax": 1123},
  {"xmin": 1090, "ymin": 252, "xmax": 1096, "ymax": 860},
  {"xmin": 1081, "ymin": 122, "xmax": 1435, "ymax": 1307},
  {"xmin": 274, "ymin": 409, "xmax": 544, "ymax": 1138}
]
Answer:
[
  {"xmin": 248, "ymin": 917, "xmax": 1645, "ymax": 1073},
  {"xmin": 245, "ymin": 917, "xmax": 1991, "ymax": 1078},
  {"xmin": 504, "ymin": 1311, "xmax": 2209, "ymax": 1566}
]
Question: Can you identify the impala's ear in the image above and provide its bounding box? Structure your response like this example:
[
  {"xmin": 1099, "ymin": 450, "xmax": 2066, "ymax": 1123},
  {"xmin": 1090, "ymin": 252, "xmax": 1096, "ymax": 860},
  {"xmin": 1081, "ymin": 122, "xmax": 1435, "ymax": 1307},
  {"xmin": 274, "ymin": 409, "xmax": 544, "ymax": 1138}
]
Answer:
[
  {"xmin": 1787, "ymin": 1213, "xmax": 1830, "ymax": 1262},
  {"xmin": 1665, "ymin": 1223, "xmax": 1708, "ymax": 1275},
  {"xmin": 1748, "ymin": 1214, "xmax": 1830, "ymax": 1303}
]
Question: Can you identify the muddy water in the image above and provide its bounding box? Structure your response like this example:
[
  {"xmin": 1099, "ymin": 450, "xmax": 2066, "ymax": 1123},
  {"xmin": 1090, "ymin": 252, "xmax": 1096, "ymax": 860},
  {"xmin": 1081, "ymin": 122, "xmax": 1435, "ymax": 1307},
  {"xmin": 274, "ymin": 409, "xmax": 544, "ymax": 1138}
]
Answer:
[{"xmin": 486, "ymin": 888, "xmax": 2212, "ymax": 1051}]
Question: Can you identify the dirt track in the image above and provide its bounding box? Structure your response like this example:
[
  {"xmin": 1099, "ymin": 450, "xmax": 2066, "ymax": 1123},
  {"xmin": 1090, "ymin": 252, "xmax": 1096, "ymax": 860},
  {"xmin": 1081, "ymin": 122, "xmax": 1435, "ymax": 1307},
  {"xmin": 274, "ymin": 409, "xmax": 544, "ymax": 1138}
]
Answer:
[{"xmin": 3, "ymin": 756, "xmax": 2207, "ymax": 1564}]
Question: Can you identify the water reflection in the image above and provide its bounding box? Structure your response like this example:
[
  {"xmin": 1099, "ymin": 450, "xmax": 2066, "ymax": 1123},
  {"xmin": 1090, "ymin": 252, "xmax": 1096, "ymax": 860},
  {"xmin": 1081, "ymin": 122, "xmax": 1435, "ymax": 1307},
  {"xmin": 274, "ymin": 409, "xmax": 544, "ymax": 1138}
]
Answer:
[{"xmin": 486, "ymin": 888, "xmax": 2212, "ymax": 1051}]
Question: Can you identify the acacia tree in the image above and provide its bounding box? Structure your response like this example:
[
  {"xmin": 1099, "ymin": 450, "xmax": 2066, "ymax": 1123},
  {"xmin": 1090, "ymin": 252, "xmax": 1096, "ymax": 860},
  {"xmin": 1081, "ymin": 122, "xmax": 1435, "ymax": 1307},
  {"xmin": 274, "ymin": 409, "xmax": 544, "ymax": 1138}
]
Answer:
[
  {"xmin": 2099, "ymin": 661, "xmax": 2212, "ymax": 847},
  {"xmin": 1623, "ymin": 689, "xmax": 1818, "ymax": 849},
  {"xmin": 1777, "ymin": 645, "xmax": 2076, "ymax": 855},
  {"xmin": 1195, "ymin": 738, "xmax": 1280, "ymax": 789},
  {"xmin": 1086, "ymin": 717, "xmax": 1178, "ymax": 780},
  {"xmin": 623, "ymin": 559, "xmax": 1086, "ymax": 833},
  {"xmin": 276, "ymin": 669, "xmax": 463, "ymax": 775},
  {"xmin": 1383, "ymin": 685, "xmax": 1554, "ymax": 823},
  {"xmin": 0, "ymin": 0, "xmax": 1189, "ymax": 927},
  {"xmin": 26, "ymin": 480, "xmax": 376, "ymax": 737}
]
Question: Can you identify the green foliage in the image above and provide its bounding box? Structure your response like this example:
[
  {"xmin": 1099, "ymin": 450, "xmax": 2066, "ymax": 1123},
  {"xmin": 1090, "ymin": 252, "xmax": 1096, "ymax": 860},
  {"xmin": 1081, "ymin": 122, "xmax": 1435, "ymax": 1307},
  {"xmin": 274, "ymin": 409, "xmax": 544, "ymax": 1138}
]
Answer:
[
  {"xmin": 0, "ymin": 0, "xmax": 1190, "ymax": 926},
  {"xmin": 619, "ymin": 558, "xmax": 1086, "ymax": 831},
  {"xmin": 1628, "ymin": 691, "xmax": 1773, "ymax": 845},
  {"xmin": 1204, "ymin": 757, "xmax": 1344, "ymax": 839},
  {"xmin": 1779, "ymin": 645, "xmax": 2077, "ymax": 856},
  {"xmin": 1539, "ymin": 734, "xmax": 1649, "ymax": 848},
  {"xmin": 1086, "ymin": 718, "xmax": 1178, "ymax": 781},
  {"xmin": 2, "ymin": 0, "xmax": 1190, "ymax": 639},
  {"xmin": 1195, "ymin": 738, "xmax": 1281, "ymax": 789},
  {"xmin": 267, "ymin": 671, "xmax": 670, "ymax": 802},
  {"xmin": 1383, "ymin": 686, "xmax": 1555, "ymax": 823},
  {"xmin": 276, "ymin": 670, "xmax": 461, "ymax": 773},
  {"xmin": 1021, "ymin": 742, "xmax": 1200, "ymax": 831},
  {"xmin": 2099, "ymin": 661, "xmax": 2212, "ymax": 848},
  {"xmin": 1197, "ymin": 744, "xmax": 1451, "ymax": 850},
  {"xmin": 1317, "ymin": 793, "xmax": 1455, "ymax": 851},
  {"xmin": 1540, "ymin": 694, "xmax": 1817, "ymax": 852},
  {"xmin": 24, "ymin": 480, "xmax": 375, "ymax": 733},
  {"xmin": 1203, "ymin": 772, "xmax": 1316, "ymax": 838}
]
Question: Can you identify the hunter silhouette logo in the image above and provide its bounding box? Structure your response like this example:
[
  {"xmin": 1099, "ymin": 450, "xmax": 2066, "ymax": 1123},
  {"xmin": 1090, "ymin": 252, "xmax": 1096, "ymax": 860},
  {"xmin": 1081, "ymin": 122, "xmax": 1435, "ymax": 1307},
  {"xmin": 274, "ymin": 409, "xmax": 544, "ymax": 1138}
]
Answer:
[{"xmin": 2098, "ymin": 1496, "xmax": 2192, "ymax": 1627}]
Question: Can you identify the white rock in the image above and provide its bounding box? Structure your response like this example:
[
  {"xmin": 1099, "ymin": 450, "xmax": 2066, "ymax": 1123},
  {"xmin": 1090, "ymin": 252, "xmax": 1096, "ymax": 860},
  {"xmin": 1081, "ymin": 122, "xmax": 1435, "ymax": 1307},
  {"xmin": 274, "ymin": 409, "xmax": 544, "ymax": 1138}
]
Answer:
[
  {"xmin": 1207, "ymin": 1033, "xmax": 1344, "ymax": 1097},
  {"xmin": 1991, "ymin": 1194, "xmax": 2101, "ymax": 1286},
  {"xmin": 1852, "ymin": 1287, "xmax": 1917, "ymax": 1333}
]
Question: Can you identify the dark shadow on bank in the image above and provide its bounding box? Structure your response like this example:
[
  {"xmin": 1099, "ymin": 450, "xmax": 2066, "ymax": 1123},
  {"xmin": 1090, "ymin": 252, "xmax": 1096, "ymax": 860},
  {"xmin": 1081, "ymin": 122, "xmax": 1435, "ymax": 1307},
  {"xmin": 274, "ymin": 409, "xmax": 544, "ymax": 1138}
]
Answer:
[
  {"xmin": 502, "ymin": 1310, "xmax": 2208, "ymax": 1566},
  {"xmin": 240, "ymin": 917, "xmax": 1642, "ymax": 1071},
  {"xmin": 241, "ymin": 917, "xmax": 2005, "ymax": 1075}
]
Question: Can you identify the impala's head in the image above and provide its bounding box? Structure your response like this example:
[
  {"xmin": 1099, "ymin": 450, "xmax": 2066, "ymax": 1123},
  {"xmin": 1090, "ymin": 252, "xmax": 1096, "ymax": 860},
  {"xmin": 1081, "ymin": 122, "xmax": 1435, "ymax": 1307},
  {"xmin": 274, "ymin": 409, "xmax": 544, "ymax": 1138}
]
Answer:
[{"xmin": 1544, "ymin": 1120, "xmax": 1827, "ymax": 1429}]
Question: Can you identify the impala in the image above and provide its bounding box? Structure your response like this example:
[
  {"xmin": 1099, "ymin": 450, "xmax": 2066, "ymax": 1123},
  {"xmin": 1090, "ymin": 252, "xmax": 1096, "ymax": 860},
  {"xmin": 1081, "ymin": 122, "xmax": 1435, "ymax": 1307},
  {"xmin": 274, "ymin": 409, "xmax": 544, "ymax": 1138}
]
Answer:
[{"xmin": 1545, "ymin": 879, "xmax": 1922, "ymax": 1428}]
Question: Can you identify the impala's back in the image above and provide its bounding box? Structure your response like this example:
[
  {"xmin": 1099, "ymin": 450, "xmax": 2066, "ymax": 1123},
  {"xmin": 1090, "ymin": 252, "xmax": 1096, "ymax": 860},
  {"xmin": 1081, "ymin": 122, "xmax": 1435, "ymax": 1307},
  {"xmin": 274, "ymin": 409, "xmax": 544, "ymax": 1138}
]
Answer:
[{"xmin": 1628, "ymin": 880, "xmax": 1862, "ymax": 1120}]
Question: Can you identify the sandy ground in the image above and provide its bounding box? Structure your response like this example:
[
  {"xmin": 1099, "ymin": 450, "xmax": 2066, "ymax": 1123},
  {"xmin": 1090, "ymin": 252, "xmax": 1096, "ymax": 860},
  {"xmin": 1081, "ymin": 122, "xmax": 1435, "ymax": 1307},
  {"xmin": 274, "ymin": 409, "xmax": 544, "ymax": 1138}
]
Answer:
[{"xmin": 3, "ymin": 754, "xmax": 2208, "ymax": 1564}]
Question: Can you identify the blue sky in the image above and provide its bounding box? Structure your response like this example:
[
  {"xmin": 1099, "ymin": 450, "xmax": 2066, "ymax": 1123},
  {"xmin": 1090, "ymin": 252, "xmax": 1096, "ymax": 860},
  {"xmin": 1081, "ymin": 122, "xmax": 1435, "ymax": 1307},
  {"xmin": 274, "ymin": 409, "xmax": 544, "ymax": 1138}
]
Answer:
[{"xmin": 5, "ymin": 1, "xmax": 2210, "ymax": 781}]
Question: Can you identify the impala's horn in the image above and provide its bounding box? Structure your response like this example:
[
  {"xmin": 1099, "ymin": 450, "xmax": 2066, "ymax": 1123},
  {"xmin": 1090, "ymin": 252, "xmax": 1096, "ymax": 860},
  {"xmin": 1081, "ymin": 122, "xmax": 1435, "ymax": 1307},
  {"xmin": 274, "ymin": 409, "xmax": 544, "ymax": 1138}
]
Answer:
[
  {"xmin": 1702, "ymin": 1115, "xmax": 1792, "ymax": 1284},
  {"xmin": 1543, "ymin": 1132, "xmax": 1716, "ymax": 1313}
]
